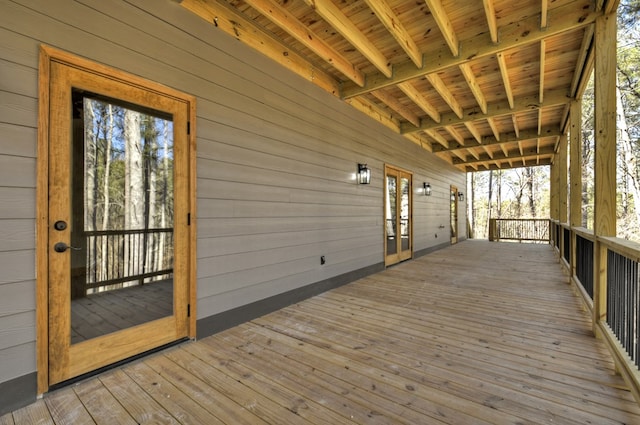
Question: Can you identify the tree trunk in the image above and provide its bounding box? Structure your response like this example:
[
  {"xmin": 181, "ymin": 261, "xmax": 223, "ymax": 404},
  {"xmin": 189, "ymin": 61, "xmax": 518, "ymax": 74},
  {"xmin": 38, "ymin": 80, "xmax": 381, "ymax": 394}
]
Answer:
[{"xmin": 124, "ymin": 109, "xmax": 144, "ymax": 279}]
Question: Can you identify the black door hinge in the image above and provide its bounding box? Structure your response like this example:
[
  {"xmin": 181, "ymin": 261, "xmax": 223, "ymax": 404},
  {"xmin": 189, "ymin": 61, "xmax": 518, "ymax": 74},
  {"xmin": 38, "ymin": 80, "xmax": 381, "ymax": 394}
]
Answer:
[
  {"xmin": 187, "ymin": 304, "xmax": 191, "ymax": 317},
  {"xmin": 187, "ymin": 121, "xmax": 190, "ymax": 135},
  {"xmin": 187, "ymin": 213, "xmax": 191, "ymax": 226}
]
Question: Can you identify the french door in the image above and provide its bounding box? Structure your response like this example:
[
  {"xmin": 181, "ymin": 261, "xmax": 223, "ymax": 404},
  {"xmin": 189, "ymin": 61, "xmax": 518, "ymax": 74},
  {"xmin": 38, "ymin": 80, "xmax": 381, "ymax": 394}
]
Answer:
[
  {"xmin": 385, "ymin": 165, "xmax": 413, "ymax": 266},
  {"xmin": 451, "ymin": 185, "xmax": 459, "ymax": 244},
  {"xmin": 40, "ymin": 47, "xmax": 195, "ymax": 387}
]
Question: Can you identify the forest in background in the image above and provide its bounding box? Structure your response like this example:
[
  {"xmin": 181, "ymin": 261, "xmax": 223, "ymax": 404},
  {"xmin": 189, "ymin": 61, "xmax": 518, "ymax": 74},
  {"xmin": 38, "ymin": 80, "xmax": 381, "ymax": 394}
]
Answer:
[{"xmin": 467, "ymin": 0, "xmax": 640, "ymax": 241}]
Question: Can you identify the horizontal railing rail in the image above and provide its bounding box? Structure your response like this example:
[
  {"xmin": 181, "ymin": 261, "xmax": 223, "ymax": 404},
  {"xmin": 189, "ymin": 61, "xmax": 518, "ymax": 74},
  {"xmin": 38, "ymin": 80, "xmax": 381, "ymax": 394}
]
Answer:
[
  {"xmin": 80, "ymin": 228, "xmax": 174, "ymax": 293},
  {"xmin": 488, "ymin": 218, "xmax": 550, "ymax": 243}
]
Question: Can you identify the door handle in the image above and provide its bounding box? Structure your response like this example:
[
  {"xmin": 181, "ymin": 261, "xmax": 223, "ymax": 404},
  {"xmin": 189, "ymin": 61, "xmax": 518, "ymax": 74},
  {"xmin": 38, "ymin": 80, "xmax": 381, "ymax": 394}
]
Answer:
[{"xmin": 54, "ymin": 242, "xmax": 82, "ymax": 253}]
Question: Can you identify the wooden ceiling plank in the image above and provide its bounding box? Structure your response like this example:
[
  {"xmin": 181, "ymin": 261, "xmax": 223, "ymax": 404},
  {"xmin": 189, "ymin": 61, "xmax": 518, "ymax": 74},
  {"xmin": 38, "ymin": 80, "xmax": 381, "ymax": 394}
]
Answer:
[
  {"xmin": 342, "ymin": 1, "xmax": 600, "ymax": 98},
  {"xmin": 371, "ymin": 89, "xmax": 421, "ymax": 127},
  {"xmin": 181, "ymin": 0, "xmax": 340, "ymax": 95},
  {"xmin": 398, "ymin": 82, "xmax": 441, "ymax": 123},
  {"xmin": 539, "ymin": 39, "xmax": 546, "ymax": 103},
  {"xmin": 242, "ymin": 0, "xmax": 365, "ymax": 87},
  {"xmin": 424, "ymin": 0, "xmax": 459, "ymax": 57},
  {"xmin": 403, "ymin": 87, "xmax": 570, "ymax": 133},
  {"xmin": 302, "ymin": 0, "xmax": 392, "ymax": 78},
  {"xmin": 426, "ymin": 73, "xmax": 463, "ymax": 118},
  {"xmin": 496, "ymin": 52, "xmax": 515, "ymax": 109},
  {"xmin": 459, "ymin": 63, "xmax": 488, "ymax": 114},
  {"xmin": 482, "ymin": 0, "xmax": 499, "ymax": 44},
  {"xmin": 364, "ymin": 0, "xmax": 422, "ymax": 68}
]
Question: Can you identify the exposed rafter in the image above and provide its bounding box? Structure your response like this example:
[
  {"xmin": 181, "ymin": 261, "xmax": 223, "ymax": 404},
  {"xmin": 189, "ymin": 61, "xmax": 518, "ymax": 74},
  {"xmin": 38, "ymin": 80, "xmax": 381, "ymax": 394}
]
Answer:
[
  {"xmin": 342, "ymin": 2, "xmax": 601, "ymax": 98},
  {"xmin": 182, "ymin": 0, "xmax": 604, "ymax": 172}
]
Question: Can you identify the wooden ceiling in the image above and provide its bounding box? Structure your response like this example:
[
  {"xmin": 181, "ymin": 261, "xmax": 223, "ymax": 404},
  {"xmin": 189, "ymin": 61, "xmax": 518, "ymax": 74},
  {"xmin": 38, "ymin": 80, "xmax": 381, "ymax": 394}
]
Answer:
[{"xmin": 180, "ymin": 0, "xmax": 618, "ymax": 172}]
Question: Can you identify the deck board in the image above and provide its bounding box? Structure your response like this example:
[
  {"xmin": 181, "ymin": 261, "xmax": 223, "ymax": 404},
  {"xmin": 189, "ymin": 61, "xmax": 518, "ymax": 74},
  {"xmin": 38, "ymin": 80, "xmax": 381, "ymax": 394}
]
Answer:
[{"xmin": 3, "ymin": 241, "xmax": 640, "ymax": 424}]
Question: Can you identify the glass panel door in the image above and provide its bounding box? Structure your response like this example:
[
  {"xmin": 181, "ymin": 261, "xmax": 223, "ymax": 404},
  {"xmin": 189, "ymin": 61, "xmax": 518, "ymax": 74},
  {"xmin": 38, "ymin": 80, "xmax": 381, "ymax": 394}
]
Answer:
[
  {"xmin": 451, "ymin": 185, "xmax": 458, "ymax": 244},
  {"xmin": 385, "ymin": 165, "xmax": 412, "ymax": 266},
  {"xmin": 46, "ymin": 57, "xmax": 192, "ymax": 386}
]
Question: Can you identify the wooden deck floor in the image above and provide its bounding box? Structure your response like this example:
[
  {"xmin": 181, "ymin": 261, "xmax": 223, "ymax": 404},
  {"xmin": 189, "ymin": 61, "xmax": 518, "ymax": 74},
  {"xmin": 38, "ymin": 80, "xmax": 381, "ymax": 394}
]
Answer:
[{"xmin": 5, "ymin": 241, "xmax": 640, "ymax": 424}]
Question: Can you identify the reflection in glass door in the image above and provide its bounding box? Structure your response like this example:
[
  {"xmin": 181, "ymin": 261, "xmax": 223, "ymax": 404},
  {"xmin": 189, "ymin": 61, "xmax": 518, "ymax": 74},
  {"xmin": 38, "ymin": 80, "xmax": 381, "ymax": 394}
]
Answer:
[
  {"xmin": 70, "ymin": 92, "xmax": 175, "ymax": 343},
  {"xmin": 385, "ymin": 165, "xmax": 412, "ymax": 266}
]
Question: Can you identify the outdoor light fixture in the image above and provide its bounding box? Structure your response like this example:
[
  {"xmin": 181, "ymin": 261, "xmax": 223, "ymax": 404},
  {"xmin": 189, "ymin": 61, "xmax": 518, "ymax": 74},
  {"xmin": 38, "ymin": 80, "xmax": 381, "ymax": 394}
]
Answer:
[
  {"xmin": 357, "ymin": 163, "xmax": 371, "ymax": 184},
  {"xmin": 458, "ymin": 191, "xmax": 464, "ymax": 202},
  {"xmin": 423, "ymin": 182, "xmax": 432, "ymax": 196}
]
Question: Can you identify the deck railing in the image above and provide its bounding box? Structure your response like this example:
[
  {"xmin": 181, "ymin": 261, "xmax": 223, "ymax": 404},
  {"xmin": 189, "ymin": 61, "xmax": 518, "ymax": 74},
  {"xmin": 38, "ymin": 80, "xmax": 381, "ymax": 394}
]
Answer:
[
  {"xmin": 488, "ymin": 218, "xmax": 550, "ymax": 242},
  {"xmin": 79, "ymin": 228, "xmax": 174, "ymax": 294},
  {"xmin": 547, "ymin": 222, "xmax": 640, "ymax": 403},
  {"xmin": 489, "ymin": 219, "xmax": 640, "ymax": 401}
]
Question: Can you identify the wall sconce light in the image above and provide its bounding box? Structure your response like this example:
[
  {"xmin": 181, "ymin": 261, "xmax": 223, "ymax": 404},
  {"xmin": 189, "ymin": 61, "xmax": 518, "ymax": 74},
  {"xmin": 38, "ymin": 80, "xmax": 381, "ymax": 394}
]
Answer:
[
  {"xmin": 423, "ymin": 182, "xmax": 432, "ymax": 196},
  {"xmin": 458, "ymin": 191, "xmax": 464, "ymax": 202},
  {"xmin": 357, "ymin": 163, "xmax": 371, "ymax": 184}
]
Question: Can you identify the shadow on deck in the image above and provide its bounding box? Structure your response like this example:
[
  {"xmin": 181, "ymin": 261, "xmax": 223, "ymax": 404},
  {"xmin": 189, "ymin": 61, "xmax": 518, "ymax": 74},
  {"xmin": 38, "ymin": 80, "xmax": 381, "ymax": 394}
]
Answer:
[{"xmin": 4, "ymin": 240, "xmax": 640, "ymax": 424}]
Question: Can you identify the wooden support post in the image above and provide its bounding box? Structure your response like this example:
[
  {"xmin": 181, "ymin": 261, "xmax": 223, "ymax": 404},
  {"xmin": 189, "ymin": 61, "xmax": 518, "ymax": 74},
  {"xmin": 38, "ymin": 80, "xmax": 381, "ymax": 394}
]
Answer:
[
  {"xmin": 569, "ymin": 100, "xmax": 582, "ymax": 280},
  {"xmin": 550, "ymin": 156, "xmax": 559, "ymax": 248},
  {"xmin": 558, "ymin": 134, "xmax": 568, "ymax": 262},
  {"xmin": 593, "ymin": 12, "xmax": 617, "ymax": 333}
]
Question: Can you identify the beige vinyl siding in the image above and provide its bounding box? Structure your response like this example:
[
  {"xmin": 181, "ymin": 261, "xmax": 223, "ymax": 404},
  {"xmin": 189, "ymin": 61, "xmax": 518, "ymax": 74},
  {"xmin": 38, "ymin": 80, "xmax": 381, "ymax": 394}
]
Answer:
[{"xmin": 0, "ymin": 0, "xmax": 465, "ymax": 387}]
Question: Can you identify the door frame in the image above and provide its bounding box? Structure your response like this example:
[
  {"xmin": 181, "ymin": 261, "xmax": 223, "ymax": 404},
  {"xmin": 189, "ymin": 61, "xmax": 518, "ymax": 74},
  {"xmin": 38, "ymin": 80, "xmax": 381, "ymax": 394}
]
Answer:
[
  {"xmin": 36, "ymin": 45, "xmax": 197, "ymax": 394},
  {"xmin": 384, "ymin": 164, "xmax": 413, "ymax": 266}
]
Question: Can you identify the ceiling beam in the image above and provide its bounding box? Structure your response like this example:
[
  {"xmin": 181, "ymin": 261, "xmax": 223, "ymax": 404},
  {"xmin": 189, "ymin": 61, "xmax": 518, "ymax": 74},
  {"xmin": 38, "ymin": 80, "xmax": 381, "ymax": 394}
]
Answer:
[
  {"xmin": 487, "ymin": 117, "xmax": 501, "ymax": 141},
  {"xmin": 482, "ymin": 0, "xmax": 499, "ymax": 44},
  {"xmin": 364, "ymin": 0, "xmax": 422, "ymax": 68},
  {"xmin": 432, "ymin": 126, "xmax": 563, "ymax": 152},
  {"xmin": 302, "ymin": 0, "xmax": 392, "ymax": 78},
  {"xmin": 424, "ymin": 0, "xmax": 459, "ymax": 56},
  {"xmin": 426, "ymin": 73, "xmax": 463, "ymax": 118},
  {"xmin": 402, "ymin": 87, "xmax": 571, "ymax": 134},
  {"xmin": 541, "ymin": 0, "xmax": 549, "ymax": 29},
  {"xmin": 242, "ymin": 0, "xmax": 365, "ymax": 87},
  {"xmin": 464, "ymin": 121, "xmax": 482, "ymax": 143},
  {"xmin": 466, "ymin": 157, "xmax": 553, "ymax": 172},
  {"xmin": 342, "ymin": 1, "xmax": 600, "ymax": 98},
  {"xmin": 496, "ymin": 52, "xmax": 514, "ymax": 109},
  {"xmin": 454, "ymin": 145, "xmax": 556, "ymax": 165},
  {"xmin": 344, "ymin": 96, "xmax": 400, "ymax": 133},
  {"xmin": 539, "ymin": 39, "xmax": 546, "ymax": 103},
  {"xmin": 459, "ymin": 63, "xmax": 488, "ymax": 114}
]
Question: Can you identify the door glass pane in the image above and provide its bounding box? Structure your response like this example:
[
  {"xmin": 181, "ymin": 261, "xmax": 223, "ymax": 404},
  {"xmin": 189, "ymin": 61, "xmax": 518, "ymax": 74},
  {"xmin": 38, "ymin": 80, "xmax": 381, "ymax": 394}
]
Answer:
[
  {"xmin": 70, "ymin": 91, "xmax": 174, "ymax": 344},
  {"xmin": 400, "ymin": 177, "xmax": 410, "ymax": 251},
  {"xmin": 386, "ymin": 174, "xmax": 397, "ymax": 255}
]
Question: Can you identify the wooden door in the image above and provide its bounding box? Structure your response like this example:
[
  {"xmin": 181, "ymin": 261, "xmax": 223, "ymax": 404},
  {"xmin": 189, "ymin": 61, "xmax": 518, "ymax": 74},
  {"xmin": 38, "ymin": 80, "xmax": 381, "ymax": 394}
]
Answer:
[
  {"xmin": 385, "ymin": 165, "xmax": 413, "ymax": 266},
  {"xmin": 44, "ymin": 52, "xmax": 194, "ymax": 386},
  {"xmin": 450, "ymin": 185, "xmax": 458, "ymax": 244}
]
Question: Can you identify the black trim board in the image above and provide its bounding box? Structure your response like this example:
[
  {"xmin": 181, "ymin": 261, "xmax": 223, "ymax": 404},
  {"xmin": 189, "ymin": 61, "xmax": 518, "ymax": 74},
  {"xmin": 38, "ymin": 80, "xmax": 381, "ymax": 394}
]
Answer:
[
  {"xmin": 414, "ymin": 240, "xmax": 455, "ymax": 259},
  {"xmin": 0, "ymin": 372, "xmax": 37, "ymax": 416},
  {"xmin": 197, "ymin": 262, "xmax": 385, "ymax": 338}
]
